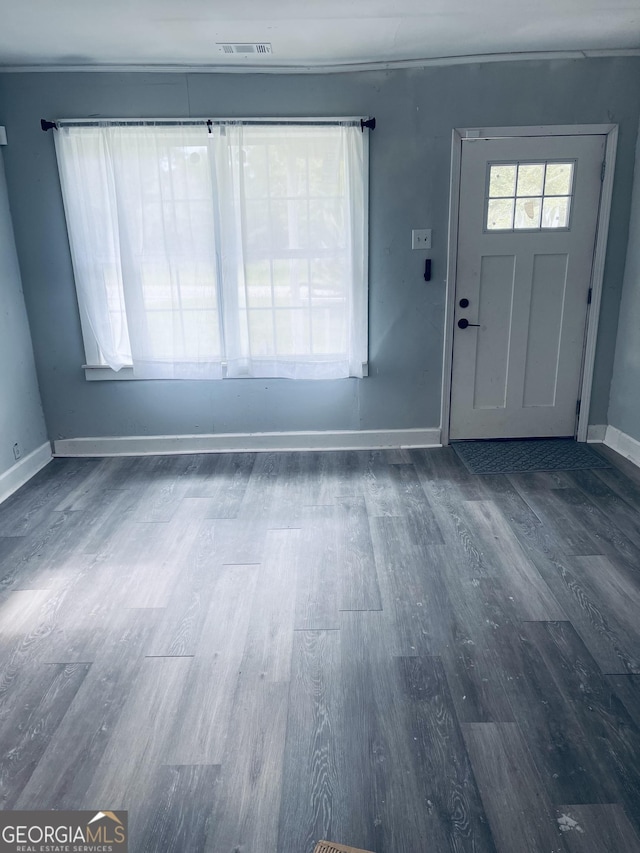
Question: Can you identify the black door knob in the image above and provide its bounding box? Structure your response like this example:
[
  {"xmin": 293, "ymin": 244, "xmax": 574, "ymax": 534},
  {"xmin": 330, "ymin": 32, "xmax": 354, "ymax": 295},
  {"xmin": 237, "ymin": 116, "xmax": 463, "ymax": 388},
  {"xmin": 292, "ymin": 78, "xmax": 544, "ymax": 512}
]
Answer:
[
  {"xmin": 458, "ymin": 318, "xmax": 481, "ymax": 329},
  {"xmin": 459, "ymin": 298, "xmax": 469, "ymax": 308}
]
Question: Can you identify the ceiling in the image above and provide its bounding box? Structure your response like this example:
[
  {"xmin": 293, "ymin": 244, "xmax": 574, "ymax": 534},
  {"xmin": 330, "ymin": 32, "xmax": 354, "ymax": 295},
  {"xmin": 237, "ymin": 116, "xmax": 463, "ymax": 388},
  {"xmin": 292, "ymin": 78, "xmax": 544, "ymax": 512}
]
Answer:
[{"xmin": 1, "ymin": 0, "xmax": 639, "ymax": 70}]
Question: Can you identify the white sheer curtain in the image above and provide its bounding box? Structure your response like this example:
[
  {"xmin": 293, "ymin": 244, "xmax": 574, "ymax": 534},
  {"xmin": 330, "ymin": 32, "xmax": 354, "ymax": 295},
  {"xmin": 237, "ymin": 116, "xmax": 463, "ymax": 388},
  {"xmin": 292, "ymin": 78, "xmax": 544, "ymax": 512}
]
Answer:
[
  {"xmin": 55, "ymin": 124, "xmax": 223, "ymax": 379},
  {"xmin": 213, "ymin": 122, "xmax": 367, "ymax": 379},
  {"xmin": 55, "ymin": 120, "xmax": 367, "ymax": 380}
]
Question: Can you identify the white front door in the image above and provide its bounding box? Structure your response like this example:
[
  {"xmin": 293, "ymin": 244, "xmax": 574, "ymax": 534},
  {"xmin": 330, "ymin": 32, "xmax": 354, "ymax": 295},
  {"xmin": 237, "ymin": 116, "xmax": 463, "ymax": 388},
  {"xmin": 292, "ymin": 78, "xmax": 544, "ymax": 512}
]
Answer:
[{"xmin": 449, "ymin": 134, "xmax": 605, "ymax": 440}]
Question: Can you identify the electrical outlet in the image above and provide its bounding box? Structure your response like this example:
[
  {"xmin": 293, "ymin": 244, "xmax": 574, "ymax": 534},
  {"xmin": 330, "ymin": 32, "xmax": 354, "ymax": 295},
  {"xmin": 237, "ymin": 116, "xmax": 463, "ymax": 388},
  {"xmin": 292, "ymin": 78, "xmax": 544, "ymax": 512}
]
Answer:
[
  {"xmin": 412, "ymin": 228, "xmax": 432, "ymax": 250},
  {"xmin": 12, "ymin": 442, "xmax": 21, "ymax": 461}
]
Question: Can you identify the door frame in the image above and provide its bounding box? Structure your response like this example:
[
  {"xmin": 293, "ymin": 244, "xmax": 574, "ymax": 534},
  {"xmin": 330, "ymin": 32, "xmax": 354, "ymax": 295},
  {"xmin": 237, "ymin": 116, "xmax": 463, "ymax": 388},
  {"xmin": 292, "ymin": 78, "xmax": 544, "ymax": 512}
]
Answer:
[{"xmin": 440, "ymin": 124, "xmax": 618, "ymax": 446}]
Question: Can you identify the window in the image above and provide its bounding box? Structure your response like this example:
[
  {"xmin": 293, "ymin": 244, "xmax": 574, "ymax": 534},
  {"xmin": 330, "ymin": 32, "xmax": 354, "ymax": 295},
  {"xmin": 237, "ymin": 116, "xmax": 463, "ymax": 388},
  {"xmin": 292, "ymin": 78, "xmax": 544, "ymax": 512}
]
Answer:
[
  {"xmin": 54, "ymin": 120, "xmax": 368, "ymax": 380},
  {"xmin": 485, "ymin": 161, "xmax": 574, "ymax": 231}
]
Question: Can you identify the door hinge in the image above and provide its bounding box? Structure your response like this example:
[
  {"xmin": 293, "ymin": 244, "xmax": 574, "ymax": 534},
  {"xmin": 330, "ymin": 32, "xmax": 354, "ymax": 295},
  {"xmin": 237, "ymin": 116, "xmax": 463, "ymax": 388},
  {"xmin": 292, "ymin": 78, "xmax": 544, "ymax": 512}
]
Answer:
[
  {"xmin": 576, "ymin": 399, "xmax": 581, "ymax": 417},
  {"xmin": 588, "ymin": 287, "xmax": 592, "ymax": 305},
  {"xmin": 601, "ymin": 160, "xmax": 606, "ymax": 182}
]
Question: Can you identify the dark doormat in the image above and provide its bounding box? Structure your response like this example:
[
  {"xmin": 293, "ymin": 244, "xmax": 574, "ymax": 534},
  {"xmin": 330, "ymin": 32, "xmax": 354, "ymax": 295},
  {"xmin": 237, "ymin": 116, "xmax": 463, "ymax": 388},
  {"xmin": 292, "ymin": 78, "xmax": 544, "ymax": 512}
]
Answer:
[{"xmin": 451, "ymin": 437, "xmax": 611, "ymax": 475}]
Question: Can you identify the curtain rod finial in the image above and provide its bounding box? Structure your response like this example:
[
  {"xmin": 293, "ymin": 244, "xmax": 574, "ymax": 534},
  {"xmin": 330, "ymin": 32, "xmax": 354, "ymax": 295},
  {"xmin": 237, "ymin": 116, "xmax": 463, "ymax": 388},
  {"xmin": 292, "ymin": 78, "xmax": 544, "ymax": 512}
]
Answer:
[
  {"xmin": 361, "ymin": 117, "xmax": 376, "ymax": 131},
  {"xmin": 41, "ymin": 119, "xmax": 58, "ymax": 132}
]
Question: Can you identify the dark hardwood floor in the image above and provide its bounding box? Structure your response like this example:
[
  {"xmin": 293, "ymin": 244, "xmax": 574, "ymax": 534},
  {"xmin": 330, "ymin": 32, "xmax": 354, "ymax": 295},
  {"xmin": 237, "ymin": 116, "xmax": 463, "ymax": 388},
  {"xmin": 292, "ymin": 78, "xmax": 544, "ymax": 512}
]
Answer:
[{"xmin": 1, "ymin": 445, "xmax": 640, "ymax": 852}]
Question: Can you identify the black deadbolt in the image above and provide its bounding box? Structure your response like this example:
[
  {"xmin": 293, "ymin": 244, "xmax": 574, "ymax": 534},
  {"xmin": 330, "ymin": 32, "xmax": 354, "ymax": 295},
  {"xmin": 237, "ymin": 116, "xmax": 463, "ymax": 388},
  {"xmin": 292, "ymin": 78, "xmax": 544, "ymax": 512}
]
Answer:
[{"xmin": 459, "ymin": 298, "xmax": 469, "ymax": 308}]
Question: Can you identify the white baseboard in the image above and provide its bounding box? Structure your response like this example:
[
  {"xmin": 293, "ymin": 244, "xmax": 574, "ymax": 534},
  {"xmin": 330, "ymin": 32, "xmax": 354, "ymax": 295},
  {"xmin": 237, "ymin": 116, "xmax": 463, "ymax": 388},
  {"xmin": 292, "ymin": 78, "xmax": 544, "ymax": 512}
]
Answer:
[
  {"xmin": 603, "ymin": 425, "xmax": 640, "ymax": 469},
  {"xmin": 0, "ymin": 442, "xmax": 53, "ymax": 505},
  {"xmin": 53, "ymin": 428, "xmax": 442, "ymax": 457},
  {"xmin": 586, "ymin": 424, "xmax": 607, "ymax": 443}
]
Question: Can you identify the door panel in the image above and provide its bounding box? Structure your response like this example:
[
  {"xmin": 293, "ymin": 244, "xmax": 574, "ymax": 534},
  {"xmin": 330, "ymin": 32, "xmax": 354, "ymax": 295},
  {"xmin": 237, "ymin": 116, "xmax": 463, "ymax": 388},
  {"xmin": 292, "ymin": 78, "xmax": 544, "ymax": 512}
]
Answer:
[
  {"xmin": 449, "ymin": 134, "xmax": 605, "ymax": 440},
  {"xmin": 522, "ymin": 253, "xmax": 567, "ymax": 408},
  {"xmin": 474, "ymin": 254, "xmax": 514, "ymax": 409}
]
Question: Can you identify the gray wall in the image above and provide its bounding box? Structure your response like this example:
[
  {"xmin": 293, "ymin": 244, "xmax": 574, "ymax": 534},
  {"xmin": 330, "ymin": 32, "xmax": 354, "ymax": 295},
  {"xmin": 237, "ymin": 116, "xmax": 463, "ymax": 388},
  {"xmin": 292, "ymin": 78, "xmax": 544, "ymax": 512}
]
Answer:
[
  {"xmin": 0, "ymin": 59, "xmax": 638, "ymax": 440},
  {"xmin": 608, "ymin": 112, "xmax": 640, "ymax": 442},
  {"xmin": 0, "ymin": 147, "xmax": 47, "ymax": 474}
]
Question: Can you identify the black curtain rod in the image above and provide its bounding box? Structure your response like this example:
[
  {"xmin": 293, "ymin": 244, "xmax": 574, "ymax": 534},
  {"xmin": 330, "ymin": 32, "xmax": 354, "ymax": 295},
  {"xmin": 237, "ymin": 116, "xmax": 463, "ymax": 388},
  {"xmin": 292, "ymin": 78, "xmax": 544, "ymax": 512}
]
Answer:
[{"xmin": 40, "ymin": 117, "xmax": 376, "ymax": 132}]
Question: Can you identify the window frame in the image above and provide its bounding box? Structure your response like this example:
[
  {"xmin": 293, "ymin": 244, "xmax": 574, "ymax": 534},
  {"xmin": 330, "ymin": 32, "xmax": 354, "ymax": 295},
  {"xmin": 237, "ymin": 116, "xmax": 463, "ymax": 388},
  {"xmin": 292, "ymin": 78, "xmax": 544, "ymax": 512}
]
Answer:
[{"xmin": 483, "ymin": 158, "xmax": 577, "ymax": 233}]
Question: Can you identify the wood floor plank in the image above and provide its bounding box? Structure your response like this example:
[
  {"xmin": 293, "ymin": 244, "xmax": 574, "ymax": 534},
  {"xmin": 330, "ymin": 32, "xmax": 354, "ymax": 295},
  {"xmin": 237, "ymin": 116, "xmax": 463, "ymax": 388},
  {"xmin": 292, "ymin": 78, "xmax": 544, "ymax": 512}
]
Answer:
[
  {"xmin": 410, "ymin": 454, "xmax": 500, "ymax": 579},
  {"xmin": 336, "ymin": 611, "xmax": 494, "ymax": 853},
  {"xmin": 411, "ymin": 446, "xmax": 487, "ymax": 491},
  {"xmin": 513, "ymin": 621, "xmax": 640, "ymax": 815},
  {"xmin": 550, "ymin": 483, "xmax": 640, "ymax": 571},
  {"xmin": 370, "ymin": 515, "xmax": 452, "ymax": 655},
  {"xmin": 83, "ymin": 655, "xmax": 193, "ymax": 809},
  {"xmin": 239, "ymin": 451, "xmax": 313, "ymax": 526},
  {"xmin": 55, "ymin": 456, "xmax": 161, "ymax": 514},
  {"xmin": 594, "ymin": 444, "xmax": 640, "ymax": 488},
  {"xmin": 237, "ymin": 451, "xmax": 287, "ymax": 521},
  {"xmin": 295, "ymin": 513, "xmax": 340, "ymax": 631},
  {"xmin": 15, "ymin": 608, "xmax": 159, "ymax": 809},
  {"xmin": 132, "ymin": 455, "xmax": 200, "ymax": 523},
  {"xmin": 278, "ymin": 629, "xmax": 343, "ymax": 853},
  {"xmin": 73, "ymin": 488, "xmax": 145, "ymax": 562},
  {"xmin": 343, "ymin": 613, "xmax": 416, "ymax": 853},
  {"xmin": 166, "ymin": 563, "xmax": 259, "ymax": 764},
  {"xmin": 555, "ymin": 804, "xmax": 640, "ymax": 852},
  {"xmin": 462, "ymin": 722, "xmax": 569, "ymax": 853},
  {"xmin": 397, "ymin": 655, "xmax": 498, "ymax": 852},
  {"xmin": 38, "ymin": 520, "xmax": 160, "ymax": 663},
  {"xmin": 606, "ymin": 674, "xmax": 640, "ymax": 728},
  {"xmin": 210, "ymin": 517, "xmax": 267, "ymax": 565},
  {"xmin": 0, "ymin": 662, "xmax": 90, "ymax": 808},
  {"xmin": 593, "ymin": 462, "xmax": 640, "ymax": 510},
  {"xmin": 123, "ymin": 511, "xmax": 204, "ymax": 610},
  {"xmin": 360, "ymin": 450, "xmax": 400, "ymax": 518},
  {"xmin": 363, "ymin": 456, "xmax": 444, "ymax": 537},
  {"xmin": 431, "ymin": 544, "xmax": 520, "ymax": 722},
  {"xmin": 0, "ymin": 509, "xmax": 91, "ymax": 592},
  {"xmin": 508, "ymin": 477, "xmax": 604, "ymax": 556},
  {"xmin": 145, "ymin": 519, "xmax": 224, "ymax": 658},
  {"xmin": 0, "ymin": 588, "xmax": 55, "ymax": 643},
  {"xmin": 481, "ymin": 480, "xmax": 640, "ymax": 674},
  {"xmin": 184, "ymin": 451, "xmax": 255, "ymax": 512},
  {"xmin": 313, "ymin": 450, "xmax": 364, "ymax": 503},
  {"xmin": 242, "ymin": 528, "xmax": 299, "ymax": 680},
  {"xmin": 336, "ymin": 497, "xmax": 381, "ymax": 612},
  {"xmin": 205, "ymin": 680, "xmax": 288, "ymax": 853},
  {"xmin": 0, "ymin": 586, "xmax": 73, "ymax": 670},
  {"xmin": 460, "ymin": 499, "xmax": 565, "ymax": 620},
  {"xmin": 562, "ymin": 554, "xmax": 640, "ymax": 672},
  {"xmin": 539, "ymin": 553, "xmax": 640, "ymax": 675},
  {"xmin": 0, "ymin": 459, "xmax": 99, "ymax": 537},
  {"xmin": 567, "ymin": 468, "xmax": 640, "ymax": 551},
  {"xmin": 0, "ymin": 536, "xmax": 22, "ymax": 569},
  {"xmin": 134, "ymin": 764, "xmax": 221, "ymax": 853}
]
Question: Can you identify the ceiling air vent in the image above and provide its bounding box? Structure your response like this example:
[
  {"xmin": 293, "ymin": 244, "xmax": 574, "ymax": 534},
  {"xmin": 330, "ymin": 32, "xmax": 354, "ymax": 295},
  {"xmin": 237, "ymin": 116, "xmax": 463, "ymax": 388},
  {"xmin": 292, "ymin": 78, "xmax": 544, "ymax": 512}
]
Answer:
[{"xmin": 216, "ymin": 43, "xmax": 273, "ymax": 56}]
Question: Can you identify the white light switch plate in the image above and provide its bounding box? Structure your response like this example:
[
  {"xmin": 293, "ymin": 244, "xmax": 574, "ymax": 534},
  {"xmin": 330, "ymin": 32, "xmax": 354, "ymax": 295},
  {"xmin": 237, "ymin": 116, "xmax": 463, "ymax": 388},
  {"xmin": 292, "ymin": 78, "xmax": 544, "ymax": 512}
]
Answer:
[
  {"xmin": 0, "ymin": 127, "xmax": 6, "ymax": 146},
  {"xmin": 412, "ymin": 228, "xmax": 431, "ymax": 250}
]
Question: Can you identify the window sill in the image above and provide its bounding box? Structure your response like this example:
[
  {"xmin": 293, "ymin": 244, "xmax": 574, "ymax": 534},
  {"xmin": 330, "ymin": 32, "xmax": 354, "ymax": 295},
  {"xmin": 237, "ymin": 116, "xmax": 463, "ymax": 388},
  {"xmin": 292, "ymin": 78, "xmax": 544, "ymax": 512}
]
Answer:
[
  {"xmin": 84, "ymin": 365, "xmax": 136, "ymax": 381},
  {"xmin": 83, "ymin": 363, "xmax": 369, "ymax": 381}
]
